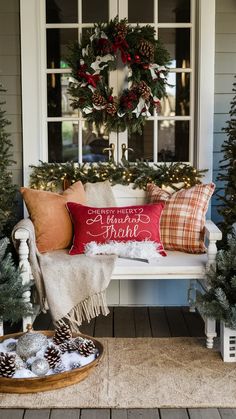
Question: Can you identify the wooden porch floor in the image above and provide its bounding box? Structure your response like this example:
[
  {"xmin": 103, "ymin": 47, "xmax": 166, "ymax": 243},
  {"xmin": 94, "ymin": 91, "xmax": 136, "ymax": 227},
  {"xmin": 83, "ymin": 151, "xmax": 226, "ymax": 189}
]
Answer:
[{"xmin": 1, "ymin": 307, "xmax": 234, "ymax": 419}]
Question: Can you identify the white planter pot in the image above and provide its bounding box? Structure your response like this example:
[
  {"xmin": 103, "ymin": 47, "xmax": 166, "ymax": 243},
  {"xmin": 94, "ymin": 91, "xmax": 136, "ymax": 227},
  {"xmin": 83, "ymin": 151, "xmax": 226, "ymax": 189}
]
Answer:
[{"xmin": 220, "ymin": 321, "xmax": 236, "ymax": 362}]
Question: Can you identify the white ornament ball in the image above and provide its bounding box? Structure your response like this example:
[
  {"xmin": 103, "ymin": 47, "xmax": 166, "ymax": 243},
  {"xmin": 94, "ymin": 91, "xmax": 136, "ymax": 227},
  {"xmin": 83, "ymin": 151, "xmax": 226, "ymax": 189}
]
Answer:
[{"xmin": 31, "ymin": 358, "xmax": 49, "ymax": 376}]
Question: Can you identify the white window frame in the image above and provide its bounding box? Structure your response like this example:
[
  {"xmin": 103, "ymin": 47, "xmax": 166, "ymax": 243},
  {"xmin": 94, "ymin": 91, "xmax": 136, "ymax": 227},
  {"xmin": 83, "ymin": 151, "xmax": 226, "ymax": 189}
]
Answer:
[{"xmin": 20, "ymin": 0, "xmax": 215, "ymax": 185}]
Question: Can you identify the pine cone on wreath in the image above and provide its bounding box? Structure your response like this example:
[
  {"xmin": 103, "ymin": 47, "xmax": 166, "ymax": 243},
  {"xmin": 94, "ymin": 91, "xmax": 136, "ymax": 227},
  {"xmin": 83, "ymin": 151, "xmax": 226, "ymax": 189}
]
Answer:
[
  {"xmin": 53, "ymin": 324, "xmax": 72, "ymax": 345},
  {"xmin": 137, "ymin": 81, "xmax": 151, "ymax": 100},
  {"xmin": 0, "ymin": 353, "xmax": 16, "ymax": 378},
  {"xmin": 106, "ymin": 103, "xmax": 117, "ymax": 117},
  {"xmin": 92, "ymin": 92, "xmax": 107, "ymax": 108},
  {"xmin": 78, "ymin": 339, "xmax": 96, "ymax": 357},
  {"xmin": 59, "ymin": 340, "xmax": 78, "ymax": 354},
  {"xmin": 115, "ymin": 22, "xmax": 128, "ymax": 40},
  {"xmin": 139, "ymin": 39, "xmax": 155, "ymax": 62},
  {"xmin": 44, "ymin": 346, "xmax": 61, "ymax": 369}
]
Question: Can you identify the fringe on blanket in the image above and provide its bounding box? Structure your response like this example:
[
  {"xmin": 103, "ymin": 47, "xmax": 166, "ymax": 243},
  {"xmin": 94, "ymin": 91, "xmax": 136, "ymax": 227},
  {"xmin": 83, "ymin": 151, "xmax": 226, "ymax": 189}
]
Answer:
[{"xmin": 56, "ymin": 290, "xmax": 109, "ymax": 332}]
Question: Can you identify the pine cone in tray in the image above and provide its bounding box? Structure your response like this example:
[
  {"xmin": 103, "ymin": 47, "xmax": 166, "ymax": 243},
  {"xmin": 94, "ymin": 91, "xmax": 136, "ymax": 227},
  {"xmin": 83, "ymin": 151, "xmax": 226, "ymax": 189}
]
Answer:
[
  {"xmin": 78, "ymin": 339, "xmax": 96, "ymax": 357},
  {"xmin": 44, "ymin": 346, "xmax": 61, "ymax": 369},
  {"xmin": 53, "ymin": 324, "xmax": 72, "ymax": 345},
  {"xmin": 59, "ymin": 340, "xmax": 78, "ymax": 354},
  {"xmin": 0, "ymin": 353, "xmax": 16, "ymax": 378}
]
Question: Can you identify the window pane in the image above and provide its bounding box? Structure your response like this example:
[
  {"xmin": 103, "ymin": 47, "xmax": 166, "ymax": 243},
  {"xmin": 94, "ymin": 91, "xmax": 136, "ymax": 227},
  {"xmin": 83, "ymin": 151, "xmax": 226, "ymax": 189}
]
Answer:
[
  {"xmin": 128, "ymin": 121, "xmax": 154, "ymax": 162},
  {"xmin": 158, "ymin": 120, "xmax": 189, "ymax": 162},
  {"xmin": 82, "ymin": 0, "xmax": 108, "ymax": 23},
  {"xmin": 128, "ymin": 0, "xmax": 154, "ymax": 23},
  {"xmin": 47, "ymin": 29, "xmax": 77, "ymax": 69},
  {"xmin": 158, "ymin": 28, "xmax": 190, "ymax": 68},
  {"xmin": 46, "ymin": 0, "xmax": 78, "ymax": 23},
  {"xmin": 82, "ymin": 122, "xmax": 109, "ymax": 163},
  {"xmin": 47, "ymin": 74, "xmax": 78, "ymax": 117},
  {"xmin": 160, "ymin": 72, "xmax": 190, "ymax": 117},
  {"xmin": 48, "ymin": 121, "xmax": 79, "ymax": 162},
  {"xmin": 158, "ymin": 0, "xmax": 190, "ymax": 23}
]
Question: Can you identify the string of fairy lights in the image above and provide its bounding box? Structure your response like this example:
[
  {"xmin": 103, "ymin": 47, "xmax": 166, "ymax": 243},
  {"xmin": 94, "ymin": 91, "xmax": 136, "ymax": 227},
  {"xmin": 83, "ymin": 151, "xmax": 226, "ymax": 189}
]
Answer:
[{"xmin": 29, "ymin": 161, "xmax": 207, "ymax": 191}]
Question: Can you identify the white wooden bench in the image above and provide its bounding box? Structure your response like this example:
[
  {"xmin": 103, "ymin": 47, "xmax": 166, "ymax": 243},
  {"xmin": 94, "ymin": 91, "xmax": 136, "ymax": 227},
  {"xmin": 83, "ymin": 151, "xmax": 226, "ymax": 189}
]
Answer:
[{"xmin": 10, "ymin": 184, "xmax": 222, "ymax": 348}]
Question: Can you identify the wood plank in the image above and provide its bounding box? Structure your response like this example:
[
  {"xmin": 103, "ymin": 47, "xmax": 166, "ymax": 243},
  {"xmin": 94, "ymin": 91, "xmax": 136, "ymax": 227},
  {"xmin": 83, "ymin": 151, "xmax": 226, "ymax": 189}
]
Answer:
[
  {"xmin": 165, "ymin": 308, "xmax": 189, "ymax": 337},
  {"xmin": 111, "ymin": 410, "xmax": 128, "ymax": 419},
  {"xmin": 128, "ymin": 409, "xmax": 159, "ymax": 418},
  {"xmin": 24, "ymin": 410, "xmax": 50, "ymax": 419},
  {"xmin": 214, "ymin": 93, "xmax": 233, "ymax": 113},
  {"xmin": 79, "ymin": 318, "xmax": 95, "ymax": 337},
  {"xmin": 94, "ymin": 307, "xmax": 114, "ymax": 337},
  {"xmin": 219, "ymin": 409, "xmax": 236, "ymax": 418},
  {"xmin": 188, "ymin": 409, "xmax": 221, "ymax": 419},
  {"xmin": 114, "ymin": 307, "xmax": 135, "ymax": 337},
  {"xmin": 160, "ymin": 409, "xmax": 188, "ymax": 419},
  {"xmin": 149, "ymin": 307, "xmax": 171, "ymax": 337},
  {"xmin": 216, "ymin": 13, "xmax": 236, "ymax": 34},
  {"xmin": 215, "ymin": 74, "xmax": 235, "ymax": 93},
  {"xmin": 33, "ymin": 312, "xmax": 52, "ymax": 331},
  {"xmin": 134, "ymin": 307, "xmax": 152, "ymax": 337},
  {"xmin": 215, "ymin": 34, "xmax": 236, "ymax": 53},
  {"xmin": 182, "ymin": 308, "xmax": 204, "ymax": 337},
  {"xmin": 0, "ymin": 410, "xmax": 24, "ymax": 419},
  {"xmin": 216, "ymin": 0, "xmax": 236, "ymax": 13},
  {"xmin": 50, "ymin": 409, "xmax": 80, "ymax": 419},
  {"xmin": 81, "ymin": 409, "xmax": 110, "ymax": 419}
]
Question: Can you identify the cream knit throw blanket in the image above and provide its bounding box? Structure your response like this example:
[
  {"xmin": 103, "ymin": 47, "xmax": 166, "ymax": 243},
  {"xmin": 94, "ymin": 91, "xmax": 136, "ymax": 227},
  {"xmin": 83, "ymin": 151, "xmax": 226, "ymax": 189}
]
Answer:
[{"xmin": 12, "ymin": 181, "xmax": 117, "ymax": 330}]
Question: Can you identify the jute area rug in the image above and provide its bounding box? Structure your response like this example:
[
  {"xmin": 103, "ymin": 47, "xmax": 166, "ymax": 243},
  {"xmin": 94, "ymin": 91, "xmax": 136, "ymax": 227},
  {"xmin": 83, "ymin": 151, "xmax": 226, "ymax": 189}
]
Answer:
[{"xmin": 1, "ymin": 337, "xmax": 236, "ymax": 408}]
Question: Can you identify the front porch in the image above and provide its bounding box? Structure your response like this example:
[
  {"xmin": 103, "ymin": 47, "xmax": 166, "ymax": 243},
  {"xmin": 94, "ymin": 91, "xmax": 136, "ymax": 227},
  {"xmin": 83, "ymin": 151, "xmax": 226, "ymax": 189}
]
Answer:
[{"xmin": 1, "ymin": 307, "xmax": 235, "ymax": 419}]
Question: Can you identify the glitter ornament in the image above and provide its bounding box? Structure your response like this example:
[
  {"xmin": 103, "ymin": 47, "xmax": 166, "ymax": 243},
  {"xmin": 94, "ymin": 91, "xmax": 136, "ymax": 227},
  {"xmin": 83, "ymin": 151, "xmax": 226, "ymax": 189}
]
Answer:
[
  {"xmin": 53, "ymin": 362, "xmax": 65, "ymax": 374},
  {"xmin": 6, "ymin": 341, "xmax": 17, "ymax": 352},
  {"xmin": 14, "ymin": 354, "xmax": 26, "ymax": 370},
  {"xmin": 16, "ymin": 325, "xmax": 47, "ymax": 360},
  {"xmin": 31, "ymin": 358, "xmax": 49, "ymax": 377},
  {"xmin": 70, "ymin": 362, "xmax": 81, "ymax": 369}
]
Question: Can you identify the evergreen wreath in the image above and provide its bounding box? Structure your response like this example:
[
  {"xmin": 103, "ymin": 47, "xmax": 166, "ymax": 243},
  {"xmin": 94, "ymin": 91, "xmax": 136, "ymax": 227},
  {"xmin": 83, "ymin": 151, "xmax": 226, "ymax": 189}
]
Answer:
[{"xmin": 67, "ymin": 17, "xmax": 170, "ymax": 134}]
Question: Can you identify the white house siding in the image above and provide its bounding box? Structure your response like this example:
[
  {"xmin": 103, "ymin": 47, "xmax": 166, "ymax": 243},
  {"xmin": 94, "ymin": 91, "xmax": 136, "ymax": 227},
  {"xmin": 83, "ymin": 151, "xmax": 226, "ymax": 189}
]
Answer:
[
  {"xmin": 212, "ymin": 0, "xmax": 236, "ymax": 223},
  {"xmin": 0, "ymin": 0, "xmax": 22, "ymax": 202}
]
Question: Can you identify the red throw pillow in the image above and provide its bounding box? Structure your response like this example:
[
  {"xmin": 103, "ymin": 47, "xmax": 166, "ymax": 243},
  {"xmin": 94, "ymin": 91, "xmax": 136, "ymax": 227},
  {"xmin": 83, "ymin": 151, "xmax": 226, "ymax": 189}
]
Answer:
[{"xmin": 66, "ymin": 203, "xmax": 166, "ymax": 256}]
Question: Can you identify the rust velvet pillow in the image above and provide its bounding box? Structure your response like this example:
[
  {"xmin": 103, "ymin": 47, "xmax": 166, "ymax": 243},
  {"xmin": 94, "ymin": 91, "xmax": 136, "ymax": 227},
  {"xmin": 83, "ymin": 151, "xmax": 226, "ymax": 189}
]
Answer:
[
  {"xmin": 66, "ymin": 202, "xmax": 166, "ymax": 255},
  {"xmin": 21, "ymin": 181, "xmax": 86, "ymax": 253},
  {"xmin": 147, "ymin": 183, "xmax": 215, "ymax": 253}
]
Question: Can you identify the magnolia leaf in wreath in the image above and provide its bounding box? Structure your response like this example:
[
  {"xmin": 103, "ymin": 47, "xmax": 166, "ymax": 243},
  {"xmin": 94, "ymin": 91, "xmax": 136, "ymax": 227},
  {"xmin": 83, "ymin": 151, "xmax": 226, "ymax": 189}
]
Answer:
[{"xmin": 66, "ymin": 17, "xmax": 171, "ymax": 134}]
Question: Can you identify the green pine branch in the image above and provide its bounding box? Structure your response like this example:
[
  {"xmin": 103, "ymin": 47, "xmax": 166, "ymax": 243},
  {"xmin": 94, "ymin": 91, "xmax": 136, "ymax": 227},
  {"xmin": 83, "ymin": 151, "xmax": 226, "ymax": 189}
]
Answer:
[
  {"xmin": 197, "ymin": 235, "xmax": 236, "ymax": 329},
  {"xmin": 0, "ymin": 237, "xmax": 33, "ymax": 324}
]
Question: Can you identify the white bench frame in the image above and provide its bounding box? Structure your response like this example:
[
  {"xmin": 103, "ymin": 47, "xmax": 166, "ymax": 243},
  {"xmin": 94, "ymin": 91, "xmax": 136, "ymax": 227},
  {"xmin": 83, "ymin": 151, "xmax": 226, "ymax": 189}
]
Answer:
[{"xmin": 2, "ymin": 185, "xmax": 222, "ymax": 349}]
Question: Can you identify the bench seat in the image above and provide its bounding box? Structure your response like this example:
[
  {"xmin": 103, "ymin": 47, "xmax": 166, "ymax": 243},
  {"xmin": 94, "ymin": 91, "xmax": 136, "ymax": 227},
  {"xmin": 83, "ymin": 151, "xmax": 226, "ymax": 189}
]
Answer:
[{"xmin": 112, "ymin": 251, "xmax": 208, "ymax": 280}]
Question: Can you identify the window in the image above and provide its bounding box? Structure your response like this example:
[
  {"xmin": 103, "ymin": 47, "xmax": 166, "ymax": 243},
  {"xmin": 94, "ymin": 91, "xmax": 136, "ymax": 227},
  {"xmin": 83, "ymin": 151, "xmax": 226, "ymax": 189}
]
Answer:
[
  {"xmin": 44, "ymin": 0, "xmax": 194, "ymax": 164},
  {"xmin": 20, "ymin": 0, "xmax": 216, "ymax": 183}
]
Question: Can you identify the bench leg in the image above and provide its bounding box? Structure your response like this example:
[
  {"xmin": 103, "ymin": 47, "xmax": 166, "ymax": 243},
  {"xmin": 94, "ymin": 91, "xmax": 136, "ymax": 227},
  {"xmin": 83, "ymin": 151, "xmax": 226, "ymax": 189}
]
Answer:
[
  {"xmin": 205, "ymin": 317, "xmax": 217, "ymax": 349},
  {"xmin": 188, "ymin": 279, "xmax": 196, "ymax": 312}
]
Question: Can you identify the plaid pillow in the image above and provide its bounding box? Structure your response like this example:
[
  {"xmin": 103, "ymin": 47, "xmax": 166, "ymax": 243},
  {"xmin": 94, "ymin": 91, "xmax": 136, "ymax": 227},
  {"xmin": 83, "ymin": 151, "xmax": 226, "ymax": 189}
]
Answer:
[{"xmin": 147, "ymin": 183, "xmax": 215, "ymax": 253}]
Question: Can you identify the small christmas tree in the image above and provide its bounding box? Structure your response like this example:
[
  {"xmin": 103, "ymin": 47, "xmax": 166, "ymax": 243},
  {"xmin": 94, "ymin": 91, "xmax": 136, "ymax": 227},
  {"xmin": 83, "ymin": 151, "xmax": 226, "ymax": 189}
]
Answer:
[
  {"xmin": 0, "ymin": 237, "xmax": 32, "ymax": 324},
  {"xmin": 0, "ymin": 83, "xmax": 18, "ymax": 238},
  {"xmin": 217, "ymin": 77, "xmax": 236, "ymax": 243},
  {"xmin": 197, "ymin": 235, "xmax": 236, "ymax": 329}
]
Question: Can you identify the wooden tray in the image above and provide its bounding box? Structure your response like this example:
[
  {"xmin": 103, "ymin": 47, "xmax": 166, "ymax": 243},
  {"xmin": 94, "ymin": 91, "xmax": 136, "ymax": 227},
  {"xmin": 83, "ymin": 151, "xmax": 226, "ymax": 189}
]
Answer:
[{"xmin": 0, "ymin": 330, "xmax": 104, "ymax": 393}]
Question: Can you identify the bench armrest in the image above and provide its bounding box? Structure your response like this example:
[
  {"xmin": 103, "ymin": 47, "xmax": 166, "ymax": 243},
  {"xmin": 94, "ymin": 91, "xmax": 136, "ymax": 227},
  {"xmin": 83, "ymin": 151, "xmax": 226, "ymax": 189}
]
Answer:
[
  {"xmin": 205, "ymin": 220, "xmax": 222, "ymax": 266},
  {"xmin": 205, "ymin": 220, "xmax": 222, "ymax": 241}
]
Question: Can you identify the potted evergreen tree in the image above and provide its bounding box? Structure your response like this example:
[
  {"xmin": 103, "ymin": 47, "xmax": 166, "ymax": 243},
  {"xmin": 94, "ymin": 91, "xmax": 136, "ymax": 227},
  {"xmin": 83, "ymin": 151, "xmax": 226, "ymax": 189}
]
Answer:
[
  {"xmin": 0, "ymin": 238, "xmax": 33, "ymax": 335},
  {"xmin": 0, "ymin": 84, "xmax": 32, "ymax": 334},
  {"xmin": 197, "ymin": 235, "xmax": 236, "ymax": 361}
]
